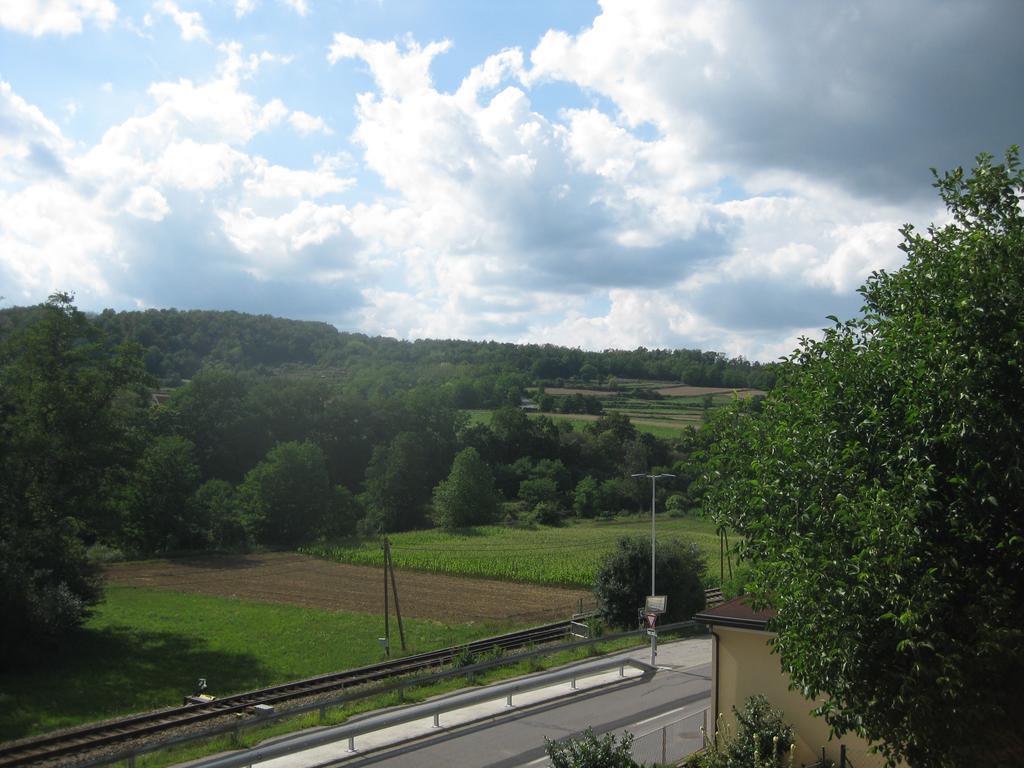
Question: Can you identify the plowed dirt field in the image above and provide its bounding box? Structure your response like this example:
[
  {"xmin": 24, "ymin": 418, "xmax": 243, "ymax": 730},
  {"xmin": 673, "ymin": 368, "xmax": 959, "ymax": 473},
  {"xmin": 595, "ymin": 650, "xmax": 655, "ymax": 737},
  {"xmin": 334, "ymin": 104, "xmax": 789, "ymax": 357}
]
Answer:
[{"xmin": 106, "ymin": 552, "xmax": 590, "ymax": 624}]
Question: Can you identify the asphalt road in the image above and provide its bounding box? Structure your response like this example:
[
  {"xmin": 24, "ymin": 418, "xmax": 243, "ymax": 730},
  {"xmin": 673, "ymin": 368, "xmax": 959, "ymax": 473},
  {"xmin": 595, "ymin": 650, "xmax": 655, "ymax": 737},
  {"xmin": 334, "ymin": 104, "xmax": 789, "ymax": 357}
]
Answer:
[{"xmin": 326, "ymin": 640, "xmax": 712, "ymax": 768}]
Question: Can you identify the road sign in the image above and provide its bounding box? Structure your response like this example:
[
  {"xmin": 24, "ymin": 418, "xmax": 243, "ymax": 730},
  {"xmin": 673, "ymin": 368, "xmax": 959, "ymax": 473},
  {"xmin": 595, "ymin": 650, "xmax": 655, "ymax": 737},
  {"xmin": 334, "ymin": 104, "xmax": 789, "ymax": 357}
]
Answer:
[
  {"xmin": 645, "ymin": 595, "xmax": 667, "ymax": 614},
  {"xmin": 646, "ymin": 628, "xmax": 657, "ymax": 637},
  {"xmin": 644, "ymin": 612, "xmax": 658, "ymax": 629}
]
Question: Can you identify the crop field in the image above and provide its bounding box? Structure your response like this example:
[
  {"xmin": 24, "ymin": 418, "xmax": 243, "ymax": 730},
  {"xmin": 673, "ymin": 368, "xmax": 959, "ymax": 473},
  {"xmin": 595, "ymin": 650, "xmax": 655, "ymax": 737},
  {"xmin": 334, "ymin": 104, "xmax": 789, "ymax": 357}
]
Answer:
[
  {"xmin": 465, "ymin": 409, "xmax": 700, "ymax": 439},
  {"xmin": 0, "ymin": 586, "xmax": 510, "ymax": 741},
  {"xmin": 469, "ymin": 381, "xmax": 767, "ymax": 435},
  {"xmin": 304, "ymin": 516, "xmax": 721, "ymax": 589}
]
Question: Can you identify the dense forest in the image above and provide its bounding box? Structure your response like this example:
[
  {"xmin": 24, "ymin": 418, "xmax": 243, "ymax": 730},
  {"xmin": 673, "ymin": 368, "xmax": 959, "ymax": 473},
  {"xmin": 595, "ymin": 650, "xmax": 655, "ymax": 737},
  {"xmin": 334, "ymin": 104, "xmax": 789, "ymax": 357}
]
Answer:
[
  {"xmin": 1, "ymin": 305, "xmax": 774, "ymax": 393},
  {"xmin": 0, "ymin": 299, "xmax": 745, "ymax": 659}
]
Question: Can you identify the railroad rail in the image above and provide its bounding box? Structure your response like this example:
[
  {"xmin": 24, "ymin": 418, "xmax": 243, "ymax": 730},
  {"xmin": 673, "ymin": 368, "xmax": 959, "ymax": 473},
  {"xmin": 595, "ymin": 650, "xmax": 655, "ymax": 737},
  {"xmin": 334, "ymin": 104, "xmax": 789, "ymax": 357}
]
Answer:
[{"xmin": 0, "ymin": 621, "xmax": 572, "ymax": 767}]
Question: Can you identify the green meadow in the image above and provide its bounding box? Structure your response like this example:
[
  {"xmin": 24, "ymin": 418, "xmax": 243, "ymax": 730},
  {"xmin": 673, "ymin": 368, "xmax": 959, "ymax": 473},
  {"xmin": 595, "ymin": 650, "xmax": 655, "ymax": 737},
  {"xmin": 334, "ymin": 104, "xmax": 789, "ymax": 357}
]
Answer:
[{"xmin": 0, "ymin": 586, "xmax": 509, "ymax": 741}]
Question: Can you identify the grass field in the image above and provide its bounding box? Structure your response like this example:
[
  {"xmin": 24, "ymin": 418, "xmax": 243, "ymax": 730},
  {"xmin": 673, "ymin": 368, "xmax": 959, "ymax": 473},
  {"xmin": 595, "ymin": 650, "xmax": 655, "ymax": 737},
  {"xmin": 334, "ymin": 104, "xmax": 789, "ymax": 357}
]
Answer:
[
  {"xmin": 0, "ymin": 586, "xmax": 513, "ymax": 741},
  {"xmin": 305, "ymin": 516, "xmax": 721, "ymax": 589}
]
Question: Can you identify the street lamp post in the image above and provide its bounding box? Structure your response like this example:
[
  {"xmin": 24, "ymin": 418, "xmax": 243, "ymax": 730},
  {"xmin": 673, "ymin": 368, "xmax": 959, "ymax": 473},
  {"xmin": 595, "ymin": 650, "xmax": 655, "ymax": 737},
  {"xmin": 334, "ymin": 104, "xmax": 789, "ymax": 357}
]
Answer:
[
  {"xmin": 632, "ymin": 472, "xmax": 674, "ymax": 667},
  {"xmin": 631, "ymin": 473, "xmax": 676, "ymax": 597}
]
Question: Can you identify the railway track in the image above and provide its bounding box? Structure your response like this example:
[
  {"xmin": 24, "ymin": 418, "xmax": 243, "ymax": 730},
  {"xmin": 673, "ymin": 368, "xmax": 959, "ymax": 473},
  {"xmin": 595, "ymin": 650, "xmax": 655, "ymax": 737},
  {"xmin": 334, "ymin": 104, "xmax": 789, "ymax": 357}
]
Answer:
[{"xmin": 0, "ymin": 621, "xmax": 572, "ymax": 767}]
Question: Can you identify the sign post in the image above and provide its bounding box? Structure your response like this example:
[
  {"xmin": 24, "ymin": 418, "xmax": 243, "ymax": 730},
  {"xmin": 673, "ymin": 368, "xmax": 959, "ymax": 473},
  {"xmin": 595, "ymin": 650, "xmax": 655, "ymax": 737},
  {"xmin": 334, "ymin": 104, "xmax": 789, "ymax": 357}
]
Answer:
[{"xmin": 644, "ymin": 596, "xmax": 666, "ymax": 666}]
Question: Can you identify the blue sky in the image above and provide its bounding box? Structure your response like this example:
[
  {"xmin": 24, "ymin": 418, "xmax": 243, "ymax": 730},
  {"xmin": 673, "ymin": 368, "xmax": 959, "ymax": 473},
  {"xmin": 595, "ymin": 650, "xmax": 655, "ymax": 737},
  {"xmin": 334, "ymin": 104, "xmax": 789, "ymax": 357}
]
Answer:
[{"xmin": 1, "ymin": 0, "xmax": 1021, "ymax": 360}]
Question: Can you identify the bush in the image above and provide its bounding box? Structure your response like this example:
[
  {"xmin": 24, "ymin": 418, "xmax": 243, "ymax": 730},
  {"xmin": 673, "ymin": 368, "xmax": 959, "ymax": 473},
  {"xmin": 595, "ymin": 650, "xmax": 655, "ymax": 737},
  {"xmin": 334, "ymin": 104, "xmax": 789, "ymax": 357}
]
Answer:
[
  {"xmin": 691, "ymin": 695, "xmax": 794, "ymax": 768},
  {"xmin": 545, "ymin": 728, "xmax": 639, "ymax": 768},
  {"xmin": 594, "ymin": 536, "xmax": 705, "ymax": 628},
  {"xmin": 524, "ymin": 501, "xmax": 565, "ymax": 526}
]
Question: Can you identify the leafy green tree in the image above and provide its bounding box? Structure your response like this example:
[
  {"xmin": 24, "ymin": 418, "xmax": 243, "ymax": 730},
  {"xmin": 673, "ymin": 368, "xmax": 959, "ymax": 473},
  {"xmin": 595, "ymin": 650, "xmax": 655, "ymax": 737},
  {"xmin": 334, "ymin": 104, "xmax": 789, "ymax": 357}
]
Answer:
[
  {"xmin": 489, "ymin": 405, "xmax": 535, "ymax": 463},
  {"xmin": 704, "ymin": 149, "xmax": 1024, "ymax": 767},
  {"xmin": 240, "ymin": 441, "xmax": 334, "ymax": 544},
  {"xmin": 0, "ymin": 293, "xmax": 149, "ymax": 662},
  {"xmin": 168, "ymin": 368, "xmax": 267, "ymax": 482},
  {"xmin": 432, "ymin": 447, "xmax": 499, "ymax": 530},
  {"xmin": 122, "ymin": 435, "xmax": 203, "ymax": 553},
  {"xmin": 518, "ymin": 477, "xmax": 560, "ymax": 507},
  {"xmin": 361, "ymin": 431, "xmax": 434, "ymax": 532},
  {"xmin": 191, "ymin": 479, "xmax": 247, "ymax": 549},
  {"xmin": 545, "ymin": 728, "xmax": 638, "ymax": 768},
  {"xmin": 594, "ymin": 536, "xmax": 705, "ymax": 628},
  {"xmin": 573, "ymin": 476, "xmax": 600, "ymax": 517}
]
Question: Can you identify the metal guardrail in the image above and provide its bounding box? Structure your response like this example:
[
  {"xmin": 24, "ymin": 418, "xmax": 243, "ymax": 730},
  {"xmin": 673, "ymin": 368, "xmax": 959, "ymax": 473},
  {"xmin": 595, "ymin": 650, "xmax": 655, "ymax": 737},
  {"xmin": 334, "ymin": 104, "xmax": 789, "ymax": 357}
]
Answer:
[
  {"xmin": 185, "ymin": 657, "xmax": 657, "ymax": 768},
  {"xmin": 75, "ymin": 620, "xmax": 706, "ymax": 768}
]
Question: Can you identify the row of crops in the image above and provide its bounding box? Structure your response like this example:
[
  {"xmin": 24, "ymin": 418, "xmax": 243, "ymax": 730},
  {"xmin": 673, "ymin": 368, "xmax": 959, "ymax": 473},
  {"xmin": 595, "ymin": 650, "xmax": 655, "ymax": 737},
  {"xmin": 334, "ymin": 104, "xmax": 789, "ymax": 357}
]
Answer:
[{"xmin": 302, "ymin": 516, "xmax": 721, "ymax": 588}]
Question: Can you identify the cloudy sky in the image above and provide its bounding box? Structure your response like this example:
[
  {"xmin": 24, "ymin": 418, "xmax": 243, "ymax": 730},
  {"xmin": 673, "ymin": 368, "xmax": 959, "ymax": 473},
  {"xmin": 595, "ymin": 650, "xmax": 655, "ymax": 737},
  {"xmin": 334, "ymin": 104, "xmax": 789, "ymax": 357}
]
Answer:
[{"xmin": 1, "ymin": 0, "xmax": 1020, "ymax": 360}]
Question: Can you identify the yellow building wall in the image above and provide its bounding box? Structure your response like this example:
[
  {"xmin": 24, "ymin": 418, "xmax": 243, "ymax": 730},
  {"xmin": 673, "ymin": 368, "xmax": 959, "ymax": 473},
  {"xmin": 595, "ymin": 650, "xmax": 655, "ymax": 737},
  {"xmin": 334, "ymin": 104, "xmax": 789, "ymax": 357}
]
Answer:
[{"xmin": 713, "ymin": 626, "xmax": 887, "ymax": 768}]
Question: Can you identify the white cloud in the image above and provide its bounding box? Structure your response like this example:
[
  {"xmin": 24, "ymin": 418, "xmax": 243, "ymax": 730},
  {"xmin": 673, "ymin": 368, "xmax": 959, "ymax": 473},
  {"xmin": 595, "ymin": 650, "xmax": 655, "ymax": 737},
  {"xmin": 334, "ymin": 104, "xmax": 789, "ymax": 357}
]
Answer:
[
  {"xmin": 146, "ymin": 0, "xmax": 209, "ymax": 43},
  {"xmin": 317, "ymin": 24, "xmax": 959, "ymax": 353},
  {"xmin": 155, "ymin": 140, "xmax": 252, "ymax": 191},
  {"xmin": 243, "ymin": 156, "xmax": 353, "ymax": 200},
  {"xmin": 4, "ymin": 4, "xmax": 1020, "ymax": 358},
  {"xmin": 0, "ymin": 80, "xmax": 72, "ymax": 182},
  {"xmin": 0, "ymin": 0, "xmax": 116, "ymax": 36},
  {"xmin": 0, "ymin": 181, "xmax": 118, "ymax": 298},
  {"xmin": 218, "ymin": 201, "xmax": 356, "ymax": 279},
  {"xmin": 525, "ymin": 0, "xmax": 1024, "ymax": 202},
  {"xmin": 329, "ymin": 33, "xmax": 453, "ymax": 98},
  {"xmin": 282, "ymin": 0, "xmax": 307, "ymax": 16},
  {"xmin": 288, "ymin": 111, "xmax": 332, "ymax": 136},
  {"xmin": 1, "ymin": 48, "xmax": 363, "ymax": 312},
  {"xmin": 124, "ymin": 185, "xmax": 170, "ymax": 221}
]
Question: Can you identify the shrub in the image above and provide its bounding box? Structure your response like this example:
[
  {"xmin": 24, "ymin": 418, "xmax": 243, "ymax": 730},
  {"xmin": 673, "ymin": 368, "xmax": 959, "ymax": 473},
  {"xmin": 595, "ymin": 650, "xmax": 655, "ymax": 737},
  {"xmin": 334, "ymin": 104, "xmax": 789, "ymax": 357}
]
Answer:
[
  {"xmin": 691, "ymin": 695, "xmax": 794, "ymax": 768},
  {"xmin": 594, "ymin": 536, "xmax": 706, "ymax": 628},
  {"xmin": 545, "ymin": 728, "xmax": 639, "ymax": 768},
  {"xmin": 524, "ymin": 501, "xmax": 565, "ymax": 526}
]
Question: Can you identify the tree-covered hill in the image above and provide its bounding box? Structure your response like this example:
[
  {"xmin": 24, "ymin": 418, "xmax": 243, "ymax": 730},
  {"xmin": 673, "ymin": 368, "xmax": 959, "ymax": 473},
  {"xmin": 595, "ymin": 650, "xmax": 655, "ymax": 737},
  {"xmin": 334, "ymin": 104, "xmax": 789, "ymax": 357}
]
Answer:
[{"xmin": 0, "ymin": 306, "xmax": 777, "ymax": 391}]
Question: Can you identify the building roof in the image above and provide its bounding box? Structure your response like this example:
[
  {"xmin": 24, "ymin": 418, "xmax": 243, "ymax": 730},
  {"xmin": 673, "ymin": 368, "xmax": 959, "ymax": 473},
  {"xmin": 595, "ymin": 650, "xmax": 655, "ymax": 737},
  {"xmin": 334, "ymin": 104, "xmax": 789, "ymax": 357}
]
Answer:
[{"xmin": 694, "ymin": 595, "xmax": 775, "ymax": 631}]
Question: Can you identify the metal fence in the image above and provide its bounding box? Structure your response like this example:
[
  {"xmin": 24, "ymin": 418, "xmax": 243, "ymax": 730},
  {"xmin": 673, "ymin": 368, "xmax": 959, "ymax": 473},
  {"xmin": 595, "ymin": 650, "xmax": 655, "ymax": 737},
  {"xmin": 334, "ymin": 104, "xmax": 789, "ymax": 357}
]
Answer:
[{"xmin": 630, "ymin": 707, "xmax": 708, "ymax": 766}]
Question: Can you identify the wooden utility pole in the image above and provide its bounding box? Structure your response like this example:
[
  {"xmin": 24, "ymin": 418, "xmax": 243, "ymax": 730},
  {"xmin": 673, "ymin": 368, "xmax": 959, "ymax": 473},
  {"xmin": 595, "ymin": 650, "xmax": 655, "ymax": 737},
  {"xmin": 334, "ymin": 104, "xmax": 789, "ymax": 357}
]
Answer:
[
  {"xmin": 383, "ymin": 538, "xmax": 390, "ymax": 656},
  {"xmin": 719, "ymin": 528, "xmax": 725, "ymax": 585},
  {"xmin": 724, "ymin": 529, "xmax": 733, "ymax": 581},
  {"xmin": 384, "ymin": 539, "xmax": 407, "ymax": 651}
]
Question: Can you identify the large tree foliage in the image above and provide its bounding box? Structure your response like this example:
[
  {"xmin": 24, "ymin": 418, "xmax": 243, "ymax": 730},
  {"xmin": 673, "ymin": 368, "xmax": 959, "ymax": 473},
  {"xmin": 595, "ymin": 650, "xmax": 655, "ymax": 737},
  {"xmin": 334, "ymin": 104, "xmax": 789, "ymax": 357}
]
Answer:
[
  {"xmin": 0, "ymin": 294, "xmax": 149, "ymax": 662},
  {"xmin": 239, "ymin": 441, "xmax": 335, "ymax": 545},
  {"xmin": 704, "ymin": 149, "xmax": 1024, "ymax": 767},
  {"xmin": 122, "ymin": 435, "xmax": 203, "ymax": 553},
  {"xmin": 360, "ymin": 431, "xmax": 437, "ymax": 533},
  {"xmin": 432, "ymin": 447, "xmax": 499, "ymax": 530},
  {"xmin": 594, "ymin": 536, "xmax": 706, "ymax": 628}
]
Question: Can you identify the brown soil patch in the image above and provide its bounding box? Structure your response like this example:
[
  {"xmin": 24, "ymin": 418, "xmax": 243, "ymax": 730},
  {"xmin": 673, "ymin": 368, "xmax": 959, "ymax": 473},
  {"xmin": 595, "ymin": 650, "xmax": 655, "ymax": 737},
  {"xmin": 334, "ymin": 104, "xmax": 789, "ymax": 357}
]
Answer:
[
  {"xmin": 655, "ymin": 385, "xmax": 767, "ymax": 398},
  {"xmin": 106, "ymin": 553, "xmax": 590, "ymax": 625}
]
